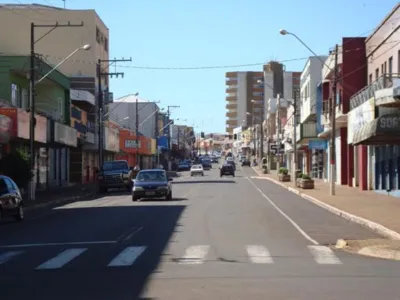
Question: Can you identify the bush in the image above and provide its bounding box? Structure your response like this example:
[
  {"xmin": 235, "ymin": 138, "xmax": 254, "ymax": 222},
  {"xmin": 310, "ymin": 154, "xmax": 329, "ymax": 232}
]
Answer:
[
  {"xmin": 279, "ymin": 167, "xmax": 288, "ymax": 175},
  {"xmin": 301, "ymin": 174, "xmax": 311, "ymax": 180},
  {"xmin": 262, "ymin": 164, "xmax": 268, "ymax": 170},
  {"xmin": 0, "ymin": 149, "xmax": 33, "ymax": 188},
  {"xmin": 297, "ymin": 172, "xmax": 304, "ymax": 179}
]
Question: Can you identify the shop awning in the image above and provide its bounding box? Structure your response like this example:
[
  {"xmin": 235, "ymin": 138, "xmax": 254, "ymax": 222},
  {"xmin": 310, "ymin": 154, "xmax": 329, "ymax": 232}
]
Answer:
[{"xmin": 353, "ymin": 113, "xmax": 400, "ymax": 145}]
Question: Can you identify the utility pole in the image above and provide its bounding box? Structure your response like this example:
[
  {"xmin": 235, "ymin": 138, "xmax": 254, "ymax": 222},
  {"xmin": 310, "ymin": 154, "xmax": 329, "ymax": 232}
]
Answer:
[
  {"xmin": 155, "ymin": 110, "xmax": 159, "ymax": 167},
  {"xmin": 29, "ymin": 21, "xmax": 83, "ymax": 202},
  {"xmin": 135, "ymin": 96, "xmax": 140, "ymax": 167},
  {"xmin": 292, "ymin": 89, "xmax": 299, "ymax": 186},
  {"xmin": 330, "ymin": 44, "xmax": 339, "ymax": 196},
  {"xmin": 276, "ymin": 94, "xmax": 281, "ymax": 171},
  {"xmin": 97, "ymin": 57, "xmax": 132, "ymax": 170},
  {"xmin": 167, "ymin": 105, "xmax": 180, "ymax": 152}
]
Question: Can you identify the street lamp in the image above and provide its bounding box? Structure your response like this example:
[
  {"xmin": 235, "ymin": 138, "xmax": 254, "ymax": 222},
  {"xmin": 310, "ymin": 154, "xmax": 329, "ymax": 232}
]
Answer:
[
  {"xmin": 28, "ymin": 44, "xmax": 91, "ymax": 201},
  {"xmin": 280, "ymin": 29, "xmax": 336, "ymax": 195},
  {"xmin": 36, "ymin": 45, "xmax": 91, "ymax": 84}
]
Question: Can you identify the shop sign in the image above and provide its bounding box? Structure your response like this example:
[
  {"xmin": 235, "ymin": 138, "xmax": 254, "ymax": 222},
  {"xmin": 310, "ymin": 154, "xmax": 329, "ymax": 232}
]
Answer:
[
  {"xmin": 17, "ymin": 109, "xmax": 47, "ymax": 143},
  {"xmin": 0, "ymin": 107, "xmax": 17, "ymax": 143},
  {"xmin": 54, "ymin": 122, "xmax": 78, "ymax": 147},
  {"xmin": 377, "ymin": 115, "xmax": 400, "ymax": 132},
  {"xmin": 347, "ymin": 98, "xmax": 375, "ymax": 144},
  {"xmin": 124, "ymin": 139, "xmax": 141, "ymax": 149},
  {"xmin": 104, "ymin": 127, "xmax": 119, "ymax": 152}
]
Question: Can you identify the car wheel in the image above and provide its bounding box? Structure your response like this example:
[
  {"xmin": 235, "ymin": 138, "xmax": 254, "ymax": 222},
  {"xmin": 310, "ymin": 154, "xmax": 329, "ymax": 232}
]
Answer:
[
  {"xmin": 14, "ymin": 205, "xmax": 24, "ymax": 221},
  {"xmin": 132, "ymin": 195, "xmax": 139, "ymax": 202},
  {"xmin": 202, "ymin": 173, "xmax": 204, "ymax": 176},
  {"xmin": 166, "ymin": 191, "xmax": 172, "ymax": 200},
  {"xmin": 232, "ymin": 173, "xmax": 235, "ymax": 177}
]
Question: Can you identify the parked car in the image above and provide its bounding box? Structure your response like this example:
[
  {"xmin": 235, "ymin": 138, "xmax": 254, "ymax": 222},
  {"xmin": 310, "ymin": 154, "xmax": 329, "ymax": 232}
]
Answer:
[
  {"xmin": 0, "ymin": 175, "xmax": 24, "ymax": 221},
  {"xmin": 98, "ymin": 160, "xmax": 133, "ymax": 193},
  {"xmin": 190, "ymin": 164, "xmax": 204, "ymax": 176},
  {"xmin": 220, "ymin": 163, "xmax": 235, "ymax": 177},
  {"xmin": 132, "ymin": 169, "xmax": 173, "ymax": 201},
  {"xmin": 177, "ymin": 162, "xmax": 190, "ymax": 171},
  {"xmin": 241, "ymin": 159, "xmax": 251, "ymax": 166}
]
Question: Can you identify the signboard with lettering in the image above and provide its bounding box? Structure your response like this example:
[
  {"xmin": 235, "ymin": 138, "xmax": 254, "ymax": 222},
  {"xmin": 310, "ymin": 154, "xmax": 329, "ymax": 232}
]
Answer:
[
  {"xmin": 124, "ymin": 140, "xmax": 141, "ymax": 149},
  {"xmin": 377, "ymin": 114, "xmax": 400, "ymax": 132},
  {"xmin": 347, "ymin": 98, "xmax": 375, "ymax": 144}
]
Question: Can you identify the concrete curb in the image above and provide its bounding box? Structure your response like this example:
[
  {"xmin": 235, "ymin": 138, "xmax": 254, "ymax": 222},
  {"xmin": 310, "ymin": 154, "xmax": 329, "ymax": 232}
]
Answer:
[
  {"xmin": 358, "ymin": 246, "xmax": 400, "ymax": 260},
  {"xmin": 251, "ymin": 167, "xmax": 400, "ymax": 240},
  {"xmin": 25, "ymin": 192, "xmax": 94, "ymax": 212}
]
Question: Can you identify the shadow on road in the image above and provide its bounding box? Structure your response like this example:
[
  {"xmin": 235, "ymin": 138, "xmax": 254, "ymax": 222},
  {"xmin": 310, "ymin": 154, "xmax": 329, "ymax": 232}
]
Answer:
[
  {"xmin": 172, "ymin": 180, "xmax": 236, "ymax": 184},
  {"xmin": 0, "ymin": 204, "xmax": 186, "ymax": 300}
]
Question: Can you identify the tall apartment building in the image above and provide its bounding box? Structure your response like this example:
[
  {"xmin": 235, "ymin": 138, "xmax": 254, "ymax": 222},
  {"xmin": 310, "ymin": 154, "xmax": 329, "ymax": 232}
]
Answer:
[
  {"xmin": 0, "ymin": 4, "xmax": 111, "ymax": 184},
  {"xmin": 225, "ymin": 71, "xmax": 264, "ymax": 134}
]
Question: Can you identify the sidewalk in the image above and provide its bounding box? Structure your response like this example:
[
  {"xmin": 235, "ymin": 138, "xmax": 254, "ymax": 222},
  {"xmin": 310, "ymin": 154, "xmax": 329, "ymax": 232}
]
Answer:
[
  {"xmin": 24, "ymin": 183, "xmax": 97, "ymax": 211},
  {"xmin": 251, "ymin": 167, "xmax": 400, "ymax": 240}
]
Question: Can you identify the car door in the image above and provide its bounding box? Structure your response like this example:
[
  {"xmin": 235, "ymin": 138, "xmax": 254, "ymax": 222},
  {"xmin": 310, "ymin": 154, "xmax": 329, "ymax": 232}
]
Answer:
[
  {"xmin": 0, "ymin": 177, "xmax": 15, "ymax": 214},
  {"xmin": 5, "ymin": 177, "xmax": 22, "ymax": 209}
]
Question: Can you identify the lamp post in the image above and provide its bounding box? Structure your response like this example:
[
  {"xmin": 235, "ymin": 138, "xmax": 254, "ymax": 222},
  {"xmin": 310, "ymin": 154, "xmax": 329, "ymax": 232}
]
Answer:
[
  {"xmin": 29, "ymin": 44, "xmax": 90, "ymax": 201},
  {"xmin": 280, "ymin": 28, "xmax": 338, "ymax": 195}
]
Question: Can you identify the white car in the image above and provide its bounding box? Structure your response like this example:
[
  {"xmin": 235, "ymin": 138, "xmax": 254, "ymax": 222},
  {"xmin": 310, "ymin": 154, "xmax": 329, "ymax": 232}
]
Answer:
[{"xmin": 190, "ymin": 164, "xmax": 204, "ymax": 176}]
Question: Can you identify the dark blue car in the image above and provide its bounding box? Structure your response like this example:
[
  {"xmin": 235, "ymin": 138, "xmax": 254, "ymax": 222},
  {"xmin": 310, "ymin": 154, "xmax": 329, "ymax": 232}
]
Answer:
[{"xmin": 132, "ymin": 169, "xmax": 173, "ymax": 201}]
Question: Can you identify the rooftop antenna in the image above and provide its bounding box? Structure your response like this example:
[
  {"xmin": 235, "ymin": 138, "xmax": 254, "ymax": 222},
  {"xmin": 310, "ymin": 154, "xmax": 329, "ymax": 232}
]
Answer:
[{"xmin": 62, "ymin": 0, "xmax": 66, "ymax": 8}]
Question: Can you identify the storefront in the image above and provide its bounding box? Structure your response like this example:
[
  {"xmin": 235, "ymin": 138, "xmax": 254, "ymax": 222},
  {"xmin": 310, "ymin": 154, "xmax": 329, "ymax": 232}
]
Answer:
[
  {"xmin": 104, "ymin": 125, "xmax": 119, "ymax": 161},
  {"xmin": 117, "ymin": 130, "xmax": 152, "ymax": 169},
  {"xmin": 353, "ymin": 113, "xmax": 400, "ymax": 195},
  {"xmin": 347, "ymin": 97, "xmax": 375, "ymax": 190},
  {"xmin": 0, "ymin": 108, "xmax": 48, "ymax": 189},
  {"xmin": 48, "ymin": 120, "xmax": 77, "ymax": 187}
]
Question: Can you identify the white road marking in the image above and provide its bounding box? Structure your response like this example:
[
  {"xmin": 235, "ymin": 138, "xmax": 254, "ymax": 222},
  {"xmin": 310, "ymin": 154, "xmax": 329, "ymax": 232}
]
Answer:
[
  {"xmin": 108, "ymin": 246, "xmax": 146, "ymax": 267},
  {"xmin": 308, "ymin": 245, "xmax": 342, "ymax": 264},
  {"xmin": 246, "ymin": 245, "xmax": 274, "ymax": 264},
  {"xmin": 0, "ymin": 251, "xmax": 24, "ymax": 264},
  {"xmin": 36, "ymin": 248, "xmax": 87, "ymax": 269},
  {"xmin": 0, "ymin": 241, "xmax": 117, "ymax": 249},
  {"xmin": 247, "ymin": 178, "xmax": 319, "ymax": 245},
  {"xmin": 179, "ymin": 245, "xmax": 210, "ymax": 264}
]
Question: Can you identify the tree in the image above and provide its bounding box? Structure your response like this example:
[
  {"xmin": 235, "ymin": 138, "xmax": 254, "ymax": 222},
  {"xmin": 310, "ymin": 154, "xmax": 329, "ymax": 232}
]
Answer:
[{"xmin": 0, "ymin": 149, "xmax": 33, "ymax": 188}]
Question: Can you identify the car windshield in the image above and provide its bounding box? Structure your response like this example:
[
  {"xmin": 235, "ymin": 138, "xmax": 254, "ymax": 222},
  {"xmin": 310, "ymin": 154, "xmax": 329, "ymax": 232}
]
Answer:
[
  {"xmin": 103, "ymin": 161, "xmax": 128, "ymax": 171},
  {"xmin": 192, "ymin": 165, "xmax": 202, "ymax": 169},
  {"xmin": 136, "ymin": 171, "xmax": 167, "ymax": 182}
]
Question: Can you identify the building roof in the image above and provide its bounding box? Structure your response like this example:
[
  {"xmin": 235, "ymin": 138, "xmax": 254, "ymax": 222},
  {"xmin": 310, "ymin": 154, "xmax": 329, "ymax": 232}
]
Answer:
[{"xmin": 114, "ymin": 94, "xmax": 158, "ymax": 104}]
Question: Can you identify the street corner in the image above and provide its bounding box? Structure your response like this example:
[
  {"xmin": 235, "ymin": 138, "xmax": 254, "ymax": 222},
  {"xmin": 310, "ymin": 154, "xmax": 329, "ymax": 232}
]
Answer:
[{"xmin": 337, "ymin": 238, "xmax": 400, "ymax": 261}]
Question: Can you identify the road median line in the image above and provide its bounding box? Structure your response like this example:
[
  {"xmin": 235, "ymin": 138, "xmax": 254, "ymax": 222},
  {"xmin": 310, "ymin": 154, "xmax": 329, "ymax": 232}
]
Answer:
[{"xmin": 251, "ymin": 167, "xmax": 400, "ymax": 240}]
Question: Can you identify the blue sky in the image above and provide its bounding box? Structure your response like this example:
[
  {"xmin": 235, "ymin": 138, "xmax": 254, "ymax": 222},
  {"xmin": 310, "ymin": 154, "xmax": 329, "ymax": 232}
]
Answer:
[{"xmin": 2, "ymin": 0, "xmax": 398, "ymax": 133}]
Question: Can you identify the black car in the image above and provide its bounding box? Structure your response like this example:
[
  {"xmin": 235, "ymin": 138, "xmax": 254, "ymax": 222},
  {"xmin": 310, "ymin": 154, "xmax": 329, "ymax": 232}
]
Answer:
[
  {"xmin": 220, "ymin": 163, "xmax": 235, "ymax": 177},
  {"xmin": 241, "ymin": 159, "xmax": 251, "ymax": 166},
  {"xmin": 98, "ymin": 160, "xmax": 133, "ymax": 192},
  {"xmin": 132, "ymin": 169, "xmax": 173, "ymax": 201},
  {"xmin": 226, "ymin": 158, "xmax": 236, "ymax": 170},
  {"xmin": 0, "ymin": 175, "xmax": 24, "ymax": 221}
]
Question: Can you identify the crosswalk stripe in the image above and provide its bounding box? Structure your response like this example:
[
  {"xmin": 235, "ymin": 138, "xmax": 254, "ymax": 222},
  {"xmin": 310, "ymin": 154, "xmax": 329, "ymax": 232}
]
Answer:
[
  {"xmin": 36, "ymin": 248, "xmax": 87, "ymax": 269},
  {"xmin": 308, "ymin": 245, "xmax": 342, "ymax": 265},
  {"xmin": 179, "ymin": 245, "xmax": 210, "ymax": 264},
  {"xmin": 246, "ymin": 245, "xmax": 274, "ymax": 264},
  {"xmin": 108, "ymin": 246, "xmax": 146, "ymax": 267},
  {"xmin": 0, "ymin": 251, "xmax": 24, "ymax": 265}
]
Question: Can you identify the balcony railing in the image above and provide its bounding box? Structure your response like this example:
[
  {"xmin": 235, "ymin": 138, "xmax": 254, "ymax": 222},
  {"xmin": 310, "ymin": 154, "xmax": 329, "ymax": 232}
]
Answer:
[{"xmin": 349, "ymin": 73, "xmax": 400, "ymax": 110}]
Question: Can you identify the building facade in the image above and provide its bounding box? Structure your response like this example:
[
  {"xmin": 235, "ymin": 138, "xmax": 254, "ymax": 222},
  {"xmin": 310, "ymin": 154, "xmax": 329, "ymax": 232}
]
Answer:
[
  {"xmin": 225, "ymin": 71, "xmax": 264, "ymax": 134},
  {"xmin": 347, "ymin": 3, "xmax": 400, "ymax": 195}
]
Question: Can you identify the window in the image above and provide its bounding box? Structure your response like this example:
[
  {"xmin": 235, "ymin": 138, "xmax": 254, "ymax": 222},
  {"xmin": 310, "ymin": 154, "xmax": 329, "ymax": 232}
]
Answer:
[
  {"xmin": 96, "ymin": 27, "xmax": 101, "ymax": 43},
  {"xmin": 369, "ymin": 74, "xmax": 373, "ymax": 85},
  {"xmin": 398, "ymin": 50, "xmax": 400, "ymax": 73},
  {"xmin": 384, "ymin": 61, "xmax": 387, "ymax": 74},
  {"xmin": 381, "ymin": 64, "xmax": 384, "ymax": 75},
  {"xmin": 375, "ymin": 68, "xmax": 379, "ymax": 80},
  {"xmin": 104, "ymin": 37, "xmax": 108, "ymax": 52},
  {"xmin": 0, "ymin": 178, "xmax": 8, "ymax": 194},
  {"xmin": 21, "ymin": 88, "xmax": 28, "ymax": 109},
  {"xmin": 388, "ymin": 56, "xmax": 393, "ymax": 75},
  {"xmin": 4, "ymin": 178, "xmax": 14, "ymax": 191},
  {"xmin": 11, "ymin": 84, "xmax": 20, "ymax": 107}
]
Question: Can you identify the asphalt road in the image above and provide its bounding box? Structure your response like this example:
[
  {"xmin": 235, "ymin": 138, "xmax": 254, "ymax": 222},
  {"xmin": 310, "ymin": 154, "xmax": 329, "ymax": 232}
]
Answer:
[{"xmin": 0, "ymin": 163, "xmax": 400, "ymax": 299}]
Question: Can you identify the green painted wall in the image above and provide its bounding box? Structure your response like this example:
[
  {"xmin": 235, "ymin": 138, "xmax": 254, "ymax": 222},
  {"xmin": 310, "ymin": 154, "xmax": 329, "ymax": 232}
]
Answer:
[{"xmin": 0, "ymin": 56, "xmax": 71, "ymax": 124}]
